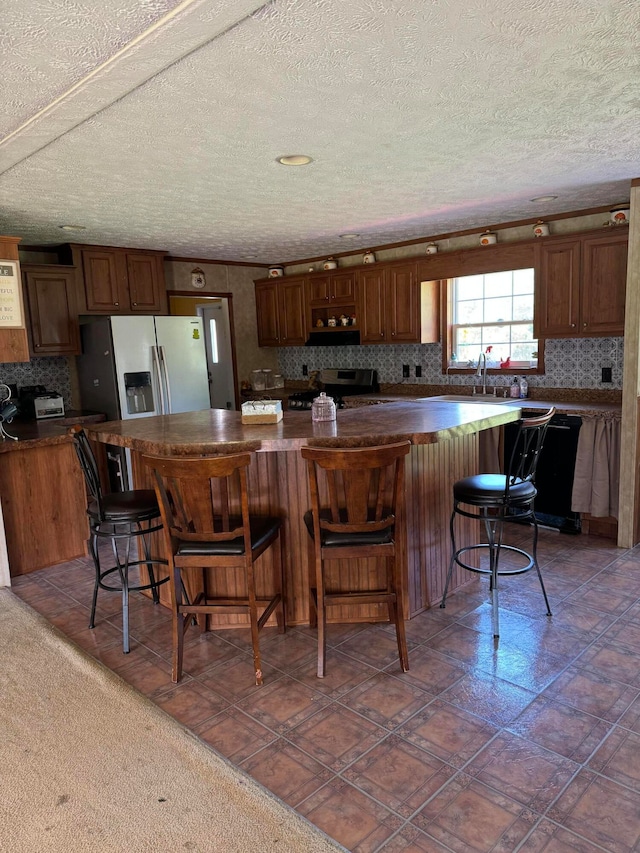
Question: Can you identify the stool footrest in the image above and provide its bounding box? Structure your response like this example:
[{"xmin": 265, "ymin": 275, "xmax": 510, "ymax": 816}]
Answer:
[{"xmin": 452, "ymin": 543, "xmax": 535, "ymax": 576}]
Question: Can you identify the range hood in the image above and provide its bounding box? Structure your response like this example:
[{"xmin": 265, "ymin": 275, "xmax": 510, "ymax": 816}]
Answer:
[{"xmin": 305, "ymin": 329, "xmax": 360, "ymax": 347}]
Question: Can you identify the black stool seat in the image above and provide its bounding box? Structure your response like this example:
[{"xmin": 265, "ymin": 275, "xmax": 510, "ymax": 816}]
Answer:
[
  {"xmin": 70, "ymin": 427, "xmax": 168, "ymax": 654},
  {"xmin": 303, "ymin": 510, "xmax": 394, "ymax": 548},
  {"xmin": 87, "ymin": 490, "xmax": 161, "ymax": 524},
  {"xmin": 176, "ymin": 517, "xmax": 281, "ymax": 557},
  {"xmin": 441, "ymin": 408, "xmax": 556, "ymax": 638},
  {"xmin": 453, "ymin": 474, "xmax": 536, "ymax": 506}
]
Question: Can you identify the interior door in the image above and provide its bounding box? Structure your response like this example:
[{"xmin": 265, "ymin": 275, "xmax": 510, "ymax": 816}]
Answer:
[{"xmin": 200, "ymin": 302, "xmax": 236, "ymax": 410}]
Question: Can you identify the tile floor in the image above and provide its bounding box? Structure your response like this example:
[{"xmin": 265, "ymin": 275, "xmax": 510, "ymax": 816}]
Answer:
[{"xmin": 11, "ymin": 525, "xmax": 640, "ymax": 853}]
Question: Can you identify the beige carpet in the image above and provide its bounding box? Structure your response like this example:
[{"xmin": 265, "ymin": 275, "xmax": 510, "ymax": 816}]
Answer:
[{"xmin": 0, "ymin": 589, "xmax": 344, "ymax": 852}]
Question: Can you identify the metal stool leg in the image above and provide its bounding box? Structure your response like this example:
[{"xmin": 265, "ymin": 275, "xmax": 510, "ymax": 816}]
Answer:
[
  {"xmin": 484, "ymin": 513, "xmax": 502, "ymax": 638},
  {"xmin": 440, "ymin": 507, "xmax": 458, "ymax": 609},
  {"xmin": 88, "ymin": 529, "xmax": 101, "ymax": 630},
  {"xmin": 112, "ymin": 528, "xmax": 132, "ymax": 654},
  {"xmin": 531, "ymin": 514, "xmax": 552, "ymax": 616}
]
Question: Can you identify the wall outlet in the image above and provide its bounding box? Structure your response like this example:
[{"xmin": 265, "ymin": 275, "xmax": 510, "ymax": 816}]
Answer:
[
  {"xmin": 601, "ymin": 366, "xmax": 612, "ymax": 383},
  {"xmin": 415, "ymin": 365, "xmax": 422, "ymax": 378},
  {"xmin": 302, "ymin": 364, "xmax": 308, "ymax": 376},
  {"xmin": 402, "ymin": 364, "xmax": 410, "ymax": 378}
]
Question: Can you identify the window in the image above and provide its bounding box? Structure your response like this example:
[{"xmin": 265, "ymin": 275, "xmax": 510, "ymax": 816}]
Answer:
[
  {"xmin": 450, "ymin": 268, "xmax": 538, "ymax": 368},
  {"xmin": 209, "ymin": 318, "xmax": 219, "ymax": 363}
]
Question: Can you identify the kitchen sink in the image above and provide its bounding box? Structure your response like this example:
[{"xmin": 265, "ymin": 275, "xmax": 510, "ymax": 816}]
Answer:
[{"xmin": 417, "ymin": 394, "xmax": 517, "ymax": 405}]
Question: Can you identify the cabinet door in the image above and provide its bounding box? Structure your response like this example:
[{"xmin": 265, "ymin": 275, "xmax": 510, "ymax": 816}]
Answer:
[
  {"xmin": 387, "ymin": 262, "xmax": 419, "ymax": 342},
  {"xmin": 581, "ymin": 232, "xmax": 627, "ymax": 336},
  {"xmin": 358, "ymin": 268, "xmax": 386, "ymax": 343},
  {"xmin": 255, "ymin": 281, "xmax": 280, "ymax": 346},
  {"xmin": 24, "ymin": 267, "xmax": 80, "ymax": 355},
  {"xmin": 278, "ymin": 277, "xmax": 308, "ymax": 345},
  {"xmin": 308, "ymin": 275, "xmax": 331, "ymax": 306},
  {"xmin": 127, "ymin": 253, "xmax": 165, "ymax": 313},
  {"xmin": 82, "ymin": 249, "xmax": 123, "ymax": 312},
  {"xmin": 329, "ymin": 271, "xmax": 356, "ymax": 306},
  {"xmin": 535, "ymin": 240, "xmax": 581, "ymax": 337}
]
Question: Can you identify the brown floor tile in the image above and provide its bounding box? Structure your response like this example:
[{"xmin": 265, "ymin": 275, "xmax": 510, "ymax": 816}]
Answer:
[
  {"xmin": 424, "ymin": 623, "xmax": 496, "ymax": 667},
  {"xmin": 292, "ymin": 649, "xmax": 378, "ymax": 698},
  {"xmin": 574, "ymin": 639, "xmax": 640, "ymax": 688},
  {"xmin": 335, "ymin": 625, "xmax": 418, "ymax": 671},
  {"xmin": 116, "ymin": 653, "xmax": 175, "ymax": 697},
  {"xmin": 81, "ymin": 638, "xmax": 159, "ymax": 673},
  {"xmin": 542, "ymin": 665, "xmax": 639, "ymax": 722},
  {"xmin": 398, "ymin": 699, "xmax": 498, "ymax": 768},
  {"xmin": 542, "ymin": 600, "xmax": 618, "ymax": 638},
  {"xmin": 380, "ymin": 608, "xmax": 453, "ymax": 645},
  {"xmin": 586, "ymin": 726, "xmax": 640, "ymax": 791},
  {"xmin": 154, "ymin": 679, "xmax": 229, "ymax": 727},
  {"xmin": 377, "ymin": 825, "xmax": 458, "ymax": 852},
  {"xmin": 618, "ymin": 693, "xmax": 640, "ymax": 734},
  {"xmin": 442, "ymin": 671, "xmax": 537, "ymax": 726},
  {"xmin": 176, "ymin": 633, "xmax": 241, "ymax": 677},
  {"xmin": 464, "ymin": 731, "xmax": 578, "ymax": 812},
  {"xmin": 344, "ymin": 734, "xmax": 456, "ymax": 817},
  {"xmin": 64, "ymin": 619, "xmax": 127, "ymax": 652},
  {"xmin": 47, "ymin": 603, "xmax": 94, "ymax": 636},
  {"xmin": 412, "ymin": 773, "xmax": 538, "ymax": 852},
  {"xmin": 508, "ymin": 694, "xmax": 613, "ymax": 762},
  {"xmin": 547, "ymin": 769, "xmax": 640, "ymax": 852},
  {"xmin": 341, "ymin": 671, "xmax": 433, "ymax": 729},
  {"xmin": 287, "ymin": 703, "xmax": 386, "ymax": 771},
  {"xmin": 297, "ymin": 778, "xmax": 403, "ymax": 853},
  {"xmin": 565, "ymin": 583, "xmax": 637, "ymax": 617},
  {"xmin": 20, "ymin": 587, "xmax": 80, "ymax": 618},
  {"xmin": 518, "ymin": 818, "xmax": 614, "ymax": 852},
  {"xmin": 240, "ymin": 739, "xmax": 333, "ymax": 807},
  {"xmin": 198, "ymin": 653, "xmax": 283, "ymax": 702},
  {"xmin": 237, "ymin": 675, "xmax": 330, "ymax": 733},
  {"xmin": 195, "ymin": 708, "xmax": 277, "ymax": 763},
  {"xmin": 259, "ymin": 629, "xmax": 318, "ymax": 672},
  {"xmin": 599, "ymin": 616, "xmax": 640, "ymax": 653},
  {"xmin": 390, "ymin": 646, "xmax": 467, "ymax": 695}
]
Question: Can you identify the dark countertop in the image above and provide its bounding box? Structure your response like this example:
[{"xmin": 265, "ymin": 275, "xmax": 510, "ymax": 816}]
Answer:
[
  {"xmin": 0, "ymin": 411, "xmax": 106, "ymax": 453},
  {"xmin": 87, "ymin": 400, "xmax": 521, "ymax": 455}
]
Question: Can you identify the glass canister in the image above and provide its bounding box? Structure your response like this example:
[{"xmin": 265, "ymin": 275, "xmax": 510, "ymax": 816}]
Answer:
[
  {"xmin": 311, "ymin": 392, "xmax": 337, "ymax": 422},
  {"xmin": 251, "ymin": 369, "xmax": 266, "ymax": 391}
]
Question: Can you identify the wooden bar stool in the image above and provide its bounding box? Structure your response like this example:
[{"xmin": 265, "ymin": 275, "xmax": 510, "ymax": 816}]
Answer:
[
  {"xmin": 440, "ymin": 408, "xmax": 555, "ymax": 637},
  {"xmin": 142, "ymin": 451, "xmax": 285, "ymax": 684},
  {"xmin": 301, "ymin": 441, "xmax": 411, "ymax": 678}
]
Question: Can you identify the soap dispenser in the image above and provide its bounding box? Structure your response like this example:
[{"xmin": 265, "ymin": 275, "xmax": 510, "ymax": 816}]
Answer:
[
  {"xmin": 518, "ymin": 376, "xmax": 529, "ymax": 399},
  {"xmin": 509, "ymin": 378, "xmax": 520, "ymax": 399}
]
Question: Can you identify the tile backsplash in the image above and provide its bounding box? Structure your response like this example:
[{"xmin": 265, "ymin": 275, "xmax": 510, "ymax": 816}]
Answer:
[
  {"xmin": 0, "ymin": 357, "xmax": 72, "ymax": 405},
  {"xmin": 278, "ymin": 337, "xmax": 624, "ymax": 391}
]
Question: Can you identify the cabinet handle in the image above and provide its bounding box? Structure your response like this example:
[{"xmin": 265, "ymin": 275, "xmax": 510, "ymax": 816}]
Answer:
[
  {"xmin": 583, "ymin": 322, "xmax": 587, "ymax": 328},
  {"xmin": 570, "ymin": 323, "xmax": 576, "ymax": 328},
  {"xmin": 391, "ymin": 331, "xmax": 396, "ymax": 336},
  {"xmin": 114, "ymin": 301, "xmax": 119, "ymax": 306},
  {"xmin": 132, "ymin": 302, "xmax": 137, "ymax": 306}
]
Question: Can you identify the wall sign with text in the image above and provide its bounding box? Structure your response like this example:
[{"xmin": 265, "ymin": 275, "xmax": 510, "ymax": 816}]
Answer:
[{"xmin": 0, "ymin": 261, "xmax": 24, "ymax": 328}]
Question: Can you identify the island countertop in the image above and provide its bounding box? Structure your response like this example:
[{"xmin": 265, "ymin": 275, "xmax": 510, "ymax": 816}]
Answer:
[{"xmin": 87, "ymin": 399, "xmax": 521, "ymax": 455}]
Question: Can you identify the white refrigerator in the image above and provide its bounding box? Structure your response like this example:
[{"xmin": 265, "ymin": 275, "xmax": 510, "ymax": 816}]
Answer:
[{"xmin": 78, "ymin": 316, "xmax": 211, "ymax": 488}]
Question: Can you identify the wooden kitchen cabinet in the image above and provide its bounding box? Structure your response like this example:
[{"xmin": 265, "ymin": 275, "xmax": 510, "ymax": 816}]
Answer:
[
  {"xmin": 359, "ymin": 261, "xmax": 439, "ymax": 344},
  {"xmin": 535, "ymin": 230, "xmax": 627, "ymax": 338},
  {"xmin": 62, "ymin": 244, "xmax": 167, "ymax": 314},
  {"xmin": 255, "ymin": 276, "xmax": 308, "ymax": 347},
  {"xmin": 22, "ymin": 264, "xmax": 80, "ymax": 356},
  {"xmin": 0, "ymin": 235, "xmax": 30, "ymax": 363},
  {"xmin": 308, "ymin": 271, "xmax": 356, "ymax": 307}
]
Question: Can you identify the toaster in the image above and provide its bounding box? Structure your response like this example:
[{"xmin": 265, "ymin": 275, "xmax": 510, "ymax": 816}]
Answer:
[{"xmin": 34, "ymin": 394, "xmax": 65, "ymax": 419}]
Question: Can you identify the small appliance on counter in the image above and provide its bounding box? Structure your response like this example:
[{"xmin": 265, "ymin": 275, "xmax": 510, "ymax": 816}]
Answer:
[
  {"xmin": 34, "ymin": 393, "xmax": 65, "ymax": 419},
  {"xmin": 288, "ymin": 368, "xmax": 379, "ymax": 410}
]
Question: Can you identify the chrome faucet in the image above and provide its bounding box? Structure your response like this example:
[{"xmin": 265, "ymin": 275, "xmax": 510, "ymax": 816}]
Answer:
[{"xmin": 474, "ymin": 352, "xmax": 488, "ymax": 395}]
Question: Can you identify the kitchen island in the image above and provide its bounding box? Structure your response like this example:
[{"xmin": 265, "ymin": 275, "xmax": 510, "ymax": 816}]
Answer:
[{"xmin": 89, "ymin": 400, "xmax": 521, "ymax": 625}]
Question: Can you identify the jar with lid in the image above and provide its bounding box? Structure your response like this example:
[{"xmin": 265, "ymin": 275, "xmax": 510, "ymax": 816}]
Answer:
[
  {"xmin": 262, "ymin": 369, "xmax": 274, "ymax": 389},
  {"xmin": 251, "ymin": 369, "xmax": 266, "ymax": 391},
  {"xmin": 311, "ymin": 392, "xmax": 337, "ymax": 422},
  {"xmin": 273, "ymin": 373, "xmax": 285, "ymax": 389}
]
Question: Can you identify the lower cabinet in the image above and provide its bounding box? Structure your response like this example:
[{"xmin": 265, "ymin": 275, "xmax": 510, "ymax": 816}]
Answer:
[{"xmin": 22, "ymin": 264, "xmax": 80, "ymax": 356}]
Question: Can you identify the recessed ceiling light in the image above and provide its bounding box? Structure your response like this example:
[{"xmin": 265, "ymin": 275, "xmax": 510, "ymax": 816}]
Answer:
[
  {"xmin": 530, "ymin": 195, "xmax": 558, "ymax": 203},
  {"xmin": 339, "ymin": 233, "xmax": 360, "ymax": 239},
  {"xmin": 59, "ymin": 224, "xmax": 86, "ymax": 231},
  {"xmin": 276, "ymin": 154, "xmax": 313, "ymax": 166}
]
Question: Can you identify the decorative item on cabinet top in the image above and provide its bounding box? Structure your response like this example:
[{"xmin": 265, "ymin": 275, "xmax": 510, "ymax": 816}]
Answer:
[
  {"xmin": 479, "ymin": 230, "xmax": 497, "ymax": 246},
  {"xmin": 533, "ymin": 220, "xmax": 550, "ymax": 237},
  {"xmin": 191, "ymin": 267, "xmax": 206, "ymax": 288},
  {"xmin": 609, "ymin": 207, "xmax": 630, "ymax": 226},
  {"xmin": 425, "ymin": 243, "xmax": 438, "ymax": 254},
  {"xmin": 322, "ymin": 257, "xmax": 338, "ymax": 270},
  {"xmin": 363, "ymin": 250, "xmax": 376, "ymax": 264},
  {"xmin": 268, "ymin": 266, "xmax": 284, "ymax": 277}
]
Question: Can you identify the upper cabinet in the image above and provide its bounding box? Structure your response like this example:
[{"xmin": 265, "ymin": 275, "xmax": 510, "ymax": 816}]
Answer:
[
  {"xmin": 535, "ymin": 230, "xmax": 627, "ymax": 338},
  {"xmin": 308, "ymin": 271, "xmax": 356, "ymax": 307},
  {"xmin": 22, "ymin": 265, "xmax": 80, "ymax": 356},
  {"xmin": 0, "ymin": 235, "xmax": 30, "ymax": 363},
  {"xmin": 61, "ymin": 244, "xmax": 167, "ymax": 314},
  {"xmin": 255, "ymin": 276, "xmax": 308, "ymax": 347},
  {"xmin": 359, "ymin": 261, "xmax": 439, "ymax": 344}
]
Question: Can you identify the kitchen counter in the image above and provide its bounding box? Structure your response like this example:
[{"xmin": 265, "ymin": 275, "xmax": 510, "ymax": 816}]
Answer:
[
  {"xmin": 0, "ymin": 410, "xmax": 106, "ymax": 453},
  {"xmin": 88, "ymin": 401, "xmax": 520, "ymax": 625}
]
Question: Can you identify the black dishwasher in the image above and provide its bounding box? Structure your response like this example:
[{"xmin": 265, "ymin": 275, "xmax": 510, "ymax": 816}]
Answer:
[{"xmin": 505, "ymin": 412, "xmax": 582, "ymax": 533}]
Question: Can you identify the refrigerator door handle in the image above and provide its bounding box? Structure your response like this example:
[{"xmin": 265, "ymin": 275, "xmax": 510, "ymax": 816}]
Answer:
[
  {"xmin": 159, "ymin": 345, "xmax": 173, "ymax": 414},
  {"xmin": 152, "ymin": 345, "xmax": 166, "ymax": 414}
]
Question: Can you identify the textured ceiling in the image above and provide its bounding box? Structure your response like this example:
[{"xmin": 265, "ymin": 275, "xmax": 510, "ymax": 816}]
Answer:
[{"xmin": 1, "ymin": 0, "xmax": 639, "ymax": 263}]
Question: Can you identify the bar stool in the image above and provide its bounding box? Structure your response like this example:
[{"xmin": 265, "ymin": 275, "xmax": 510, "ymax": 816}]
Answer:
[
  {"xmin": 142, "ymin": 451, "xmax": 285, "ymax": 685},
  {"xmin": 70, "ymin": 426, "xmax": 168, "ymax": 653},
  {"xmin": 301, "ymin": 441, "xmax": 411, "ymax": 678},
  {"xmin": 440, "ymin": 408, "xmax": 555, "ymax": 637}
]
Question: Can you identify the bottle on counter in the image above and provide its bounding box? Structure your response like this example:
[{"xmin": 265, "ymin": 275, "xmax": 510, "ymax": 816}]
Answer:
[
  {"xmin": 509, "ymin": 378, "xmax": 520, "ymax": 399},
  {"xmin": 311, "ymin": 392, "xmax": 336, "ymax": 422},
  {"xmin": 518, "ymin": 376, "xmax": 529, "ymax": 399}
]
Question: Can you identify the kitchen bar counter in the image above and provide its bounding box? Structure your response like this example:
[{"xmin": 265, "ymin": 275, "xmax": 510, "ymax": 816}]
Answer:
[
  {"xmin": 88, "ymin": 401, "xmax": 521, "ymax": 625},
  {"xmin": 0, "ymin": 410, "xmax": 106, "ymax": 453}
]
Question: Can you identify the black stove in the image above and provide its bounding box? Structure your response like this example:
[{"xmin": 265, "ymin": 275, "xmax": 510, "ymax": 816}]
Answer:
[{"xmin": 288, "ymin": 368, "xmax": 378, "ymax": 410}]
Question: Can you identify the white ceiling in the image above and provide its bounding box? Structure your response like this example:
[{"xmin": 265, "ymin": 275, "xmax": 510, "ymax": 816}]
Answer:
[{"xmin": 1, "ymin": 0, "xmax": 639, "ymax": 264}]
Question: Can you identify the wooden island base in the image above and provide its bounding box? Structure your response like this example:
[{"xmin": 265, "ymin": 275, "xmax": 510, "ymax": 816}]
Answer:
[{"xmin": 90, "ymin": 400, "xmax": 520, "ymax": 628}]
